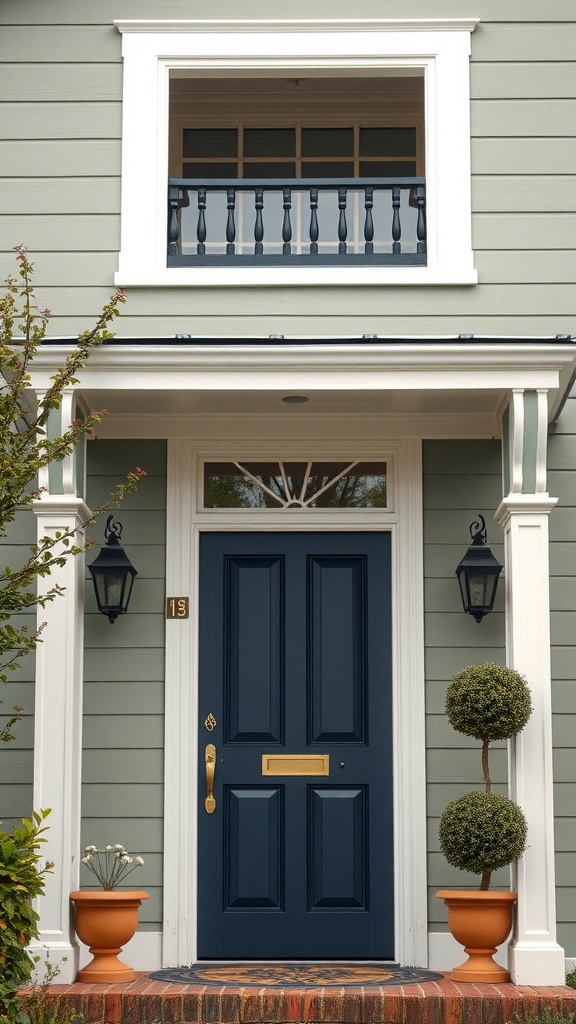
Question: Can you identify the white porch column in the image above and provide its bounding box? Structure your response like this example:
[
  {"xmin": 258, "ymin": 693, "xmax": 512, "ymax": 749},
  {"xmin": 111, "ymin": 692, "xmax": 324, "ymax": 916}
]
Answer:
[
  {"xmin": 496, "ymin": 389, "xmax": 565, "ymax": 985},
  {"xmin": 29, "ymin": 393, "xmax": 89, "ymax": 983}
]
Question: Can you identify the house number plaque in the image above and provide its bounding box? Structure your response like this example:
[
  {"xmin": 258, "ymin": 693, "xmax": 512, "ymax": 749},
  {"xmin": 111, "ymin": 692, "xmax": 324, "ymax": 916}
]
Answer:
[{"xmin": 166, "ymin": 597, "xmax": 189, "ymax": 619}]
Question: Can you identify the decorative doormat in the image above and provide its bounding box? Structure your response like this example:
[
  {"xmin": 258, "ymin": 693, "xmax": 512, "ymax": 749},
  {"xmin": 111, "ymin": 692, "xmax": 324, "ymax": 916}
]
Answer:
[{"xmin": 149, "ymin": 964, "xmax": 444, "ymax": 987}]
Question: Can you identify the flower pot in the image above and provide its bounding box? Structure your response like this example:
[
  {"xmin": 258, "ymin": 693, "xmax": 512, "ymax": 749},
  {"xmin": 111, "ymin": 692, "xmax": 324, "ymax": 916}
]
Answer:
[
  {"xmin": 70, "ymin": 890, "xmax": 149, "ymax": 982},
  {"xmin": 436, "ymin": 890, "xmax": 516, "ymax": 983}
]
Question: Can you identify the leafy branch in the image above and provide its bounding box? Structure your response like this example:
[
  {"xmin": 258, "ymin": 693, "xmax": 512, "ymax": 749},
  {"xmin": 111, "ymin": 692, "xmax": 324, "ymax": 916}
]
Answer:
[{"xmin": 0, "ymin": 246, "xmax": 145, "ymax": 739}]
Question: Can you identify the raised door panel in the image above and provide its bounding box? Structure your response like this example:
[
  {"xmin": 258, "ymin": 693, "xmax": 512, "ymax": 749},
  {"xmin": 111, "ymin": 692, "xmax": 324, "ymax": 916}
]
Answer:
[
  {"xmin": 225, "ymin": 556, "xmax": 284, "ymax": 743},
  {"xmin": 308, "ymin": 555, "xmax": 366, "ymax": 743}
]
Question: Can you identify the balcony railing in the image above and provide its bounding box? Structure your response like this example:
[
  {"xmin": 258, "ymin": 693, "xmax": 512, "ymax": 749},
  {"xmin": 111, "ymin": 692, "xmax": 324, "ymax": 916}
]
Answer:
[{"xmin": 167, "ymin": 178, "xmax": 426, "ymax": 267}]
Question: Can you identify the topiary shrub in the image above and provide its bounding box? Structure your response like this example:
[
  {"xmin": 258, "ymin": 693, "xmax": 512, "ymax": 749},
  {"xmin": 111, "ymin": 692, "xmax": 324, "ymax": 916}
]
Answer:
[
  {"xmin": 439, "ymin": 791, "xmax": 528, "ymax": 877},
  {"xmin": 446, "ymin": 663, "xmax": 532, "ymax": 742},
  {"xmin": 439, "ymin": 662, "xmax": 533, "ymax": 890}
]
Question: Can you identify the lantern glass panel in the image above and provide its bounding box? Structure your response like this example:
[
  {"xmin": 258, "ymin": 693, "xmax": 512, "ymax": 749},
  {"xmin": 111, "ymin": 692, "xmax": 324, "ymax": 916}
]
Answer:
[
  {"xmin": 103, "ymin": 572, "xmax": 125, "ymax": 609},
  {"xmin": 468, "ymin": 573, "xmax": 490, "ymax": 608}
]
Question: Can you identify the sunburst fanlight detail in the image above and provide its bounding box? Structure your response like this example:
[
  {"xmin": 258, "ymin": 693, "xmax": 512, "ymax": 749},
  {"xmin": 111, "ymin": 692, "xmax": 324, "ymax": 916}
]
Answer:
[{"xmin": 203, "ymin": 460, "xmax": 387, "ymax": 509}]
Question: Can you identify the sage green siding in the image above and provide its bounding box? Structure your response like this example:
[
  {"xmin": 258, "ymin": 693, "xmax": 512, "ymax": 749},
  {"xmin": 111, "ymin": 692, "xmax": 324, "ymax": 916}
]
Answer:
[
  {"xmin": 0, "ymin": 0, "xmax": 574, "ymax": 338},
  {"xmin": 82, "ymin": 440, "xmax": 166, "ymax": 928},
  {"xmin": 423, "ymin": 440, "xmax": 507, "ymax": 929},
  {"xmin": 0, "ymin": 511, "xmax": 37, "ymax": 832},
  {"xmin": 549, "ymin": 394, "xmax": 576, "ymax": 957},
  {"xmin": 424, "ymin": 427, "xmax": 576, "ymax": 956}
]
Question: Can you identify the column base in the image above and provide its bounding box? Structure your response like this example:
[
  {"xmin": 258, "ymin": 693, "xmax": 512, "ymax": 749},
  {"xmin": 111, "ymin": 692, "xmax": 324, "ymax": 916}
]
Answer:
[
  {"xmin": 28, "ymin": 939, "xmax": 80, "ymax": 985},
  {"xmin": 509, "ymin": 941, "xmax": 566, "ymax": 986}
]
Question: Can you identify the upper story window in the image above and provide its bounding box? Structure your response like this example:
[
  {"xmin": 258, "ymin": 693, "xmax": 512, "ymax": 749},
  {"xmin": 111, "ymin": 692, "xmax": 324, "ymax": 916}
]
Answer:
[
  {"xmin": 168, "ymin": 76, "xmax": 425, "ymax": 266},
  {"xmin": 114, "ymin": 19, "xmax": 478, "ymax": 287}
]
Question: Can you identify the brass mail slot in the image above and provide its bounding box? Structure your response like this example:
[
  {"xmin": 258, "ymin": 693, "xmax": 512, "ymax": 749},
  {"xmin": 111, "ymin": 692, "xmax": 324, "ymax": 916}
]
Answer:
[{"xmin": 262, "ymin": 754, "xmax": 330, "ymax": 777}]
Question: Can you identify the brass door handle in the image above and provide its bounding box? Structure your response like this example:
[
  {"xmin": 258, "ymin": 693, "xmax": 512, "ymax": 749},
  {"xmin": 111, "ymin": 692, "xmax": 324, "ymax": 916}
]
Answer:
[{"xmin": 205, "ymin": 743, "xmax": 216, "ymax": 813}]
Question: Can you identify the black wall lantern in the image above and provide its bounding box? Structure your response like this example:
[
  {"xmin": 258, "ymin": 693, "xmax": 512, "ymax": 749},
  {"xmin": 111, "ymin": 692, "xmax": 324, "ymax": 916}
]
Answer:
[
  {"xmin": 88, "ymin": 516, "xmax": 138, "ymax": 623},
  {"xmin": 455, "ymin": 514, "xmax": 503, "ymax": 623}
]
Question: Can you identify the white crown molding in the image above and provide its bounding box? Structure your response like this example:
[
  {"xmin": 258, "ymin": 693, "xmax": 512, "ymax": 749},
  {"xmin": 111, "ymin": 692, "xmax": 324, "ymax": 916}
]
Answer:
[
  {"xmin": 114, "ymin": 19, "xmax": 480, "ymax": 34},
  {"xmin": 31, "ymin": 496, "xmax": 92, "ymax": 521},
  {"xmin": 496, "ymin": 494, "xmax": 558, "ymax": 524},
  {"xmin": 26, "ymin": 341, "xmax": 576, "ymax": 375}
]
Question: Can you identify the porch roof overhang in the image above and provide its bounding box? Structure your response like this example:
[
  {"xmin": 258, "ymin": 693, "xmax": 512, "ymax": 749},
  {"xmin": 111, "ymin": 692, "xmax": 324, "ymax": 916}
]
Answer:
[{"xmin": 29, "ymin": 335, "xmax": 576, "ymax": 439}]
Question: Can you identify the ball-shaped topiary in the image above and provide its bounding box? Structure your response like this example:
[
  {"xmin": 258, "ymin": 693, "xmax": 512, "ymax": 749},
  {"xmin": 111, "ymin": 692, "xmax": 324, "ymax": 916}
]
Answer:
[
  {"xmin": 446, "ymin": 663, "xmax": 532, "ymax": 742},
  {"xmin": 439, "ymin": 791, "xmax": 528, "ymax": 881}
]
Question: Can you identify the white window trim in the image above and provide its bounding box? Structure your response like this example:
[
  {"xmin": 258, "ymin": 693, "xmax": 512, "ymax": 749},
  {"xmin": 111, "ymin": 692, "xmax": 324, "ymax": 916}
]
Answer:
[{"xmin": 114, "ymin": 19, "xmax": 478, "ymax": 288}]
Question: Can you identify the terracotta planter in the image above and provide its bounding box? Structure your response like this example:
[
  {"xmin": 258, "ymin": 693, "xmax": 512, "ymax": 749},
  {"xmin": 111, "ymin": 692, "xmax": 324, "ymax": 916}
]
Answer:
[
  {"xmin": 436, "ymin": 890, "xmax": 517, "ymax": 983},
  {"xmin": 70, "ymin": 890, "xmax": 149, "ymax": 982}
]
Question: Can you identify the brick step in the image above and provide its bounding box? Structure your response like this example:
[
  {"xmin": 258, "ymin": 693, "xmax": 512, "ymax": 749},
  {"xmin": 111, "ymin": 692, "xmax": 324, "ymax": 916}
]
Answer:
[{"xmin": 43, "ymin": 974, "xmax": 576, "ymax": 1024}]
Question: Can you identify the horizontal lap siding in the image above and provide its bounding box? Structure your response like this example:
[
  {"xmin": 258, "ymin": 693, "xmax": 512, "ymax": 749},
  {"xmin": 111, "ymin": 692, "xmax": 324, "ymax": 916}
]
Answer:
[
  {"xmin": 423, "ymin": 440, "xmax": 506, "ymax": 929},
  {"xmin": 549, "ymin": 397, "xmax": 576, "ymax": 957},
  {"xmin": 82, "ymin": 440, "xmax": 167, "ymax": 929},
  {"xmin": 0, "ymin": 512, "xmax": 37, "ymax": 832},
  {"xmin": 426, "ymin": 428, "xmax": 576, "ymax": 953},
  {"xmin": 1, "ymin": 0, "xmax": 575, "ymax": 23},
  {"xmin": 0, "ymin": 5, "xmax": 574, "ymax": 338}
]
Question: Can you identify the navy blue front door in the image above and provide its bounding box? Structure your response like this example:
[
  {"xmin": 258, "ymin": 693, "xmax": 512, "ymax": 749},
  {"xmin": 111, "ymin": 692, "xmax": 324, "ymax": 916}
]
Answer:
[{"xmin": 198, "ymin": 532, "xmax": 393, "ymax": 959}]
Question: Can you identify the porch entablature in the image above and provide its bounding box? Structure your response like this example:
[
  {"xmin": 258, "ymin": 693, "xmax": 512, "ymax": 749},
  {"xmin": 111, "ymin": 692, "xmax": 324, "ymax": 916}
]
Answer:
[{"xmin": 26, "ymin": 338, "xmax": 576, "ymax": 441}]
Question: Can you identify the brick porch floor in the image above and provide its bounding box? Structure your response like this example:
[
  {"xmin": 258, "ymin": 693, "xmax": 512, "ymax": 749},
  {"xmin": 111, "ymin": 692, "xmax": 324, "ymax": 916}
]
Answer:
[{"xmin": 43, "ymin": 973, "xmax": 576, "ymax": 1024}]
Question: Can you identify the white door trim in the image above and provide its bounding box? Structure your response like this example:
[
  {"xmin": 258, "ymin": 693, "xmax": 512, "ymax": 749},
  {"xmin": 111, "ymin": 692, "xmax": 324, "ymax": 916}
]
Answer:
[{"xmin": 162, "ymin": 436, "xmax": 426, "ymax": 966}]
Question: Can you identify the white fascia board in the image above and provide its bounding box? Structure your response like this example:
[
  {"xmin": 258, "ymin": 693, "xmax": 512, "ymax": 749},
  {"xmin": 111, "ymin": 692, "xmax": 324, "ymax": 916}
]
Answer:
[
  {"xmin": 26, "ymin": 342, "xmax": 576, "ymax": 411},
  {"xmin": 114, "ymin": 20, "xmax": 477, "ymax": 288}
]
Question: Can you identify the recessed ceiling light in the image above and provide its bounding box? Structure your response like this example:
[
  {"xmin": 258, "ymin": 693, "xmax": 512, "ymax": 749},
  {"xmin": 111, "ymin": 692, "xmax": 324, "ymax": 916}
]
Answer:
[{"xmin": 282, "ymin": 395, "xmax": 309, "ymax": 404}]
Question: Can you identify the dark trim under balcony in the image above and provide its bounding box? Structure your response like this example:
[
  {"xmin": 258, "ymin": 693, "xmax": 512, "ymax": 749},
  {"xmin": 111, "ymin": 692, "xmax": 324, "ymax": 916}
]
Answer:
[{"xmin": 168, "ymin": 178, "xmax": 426, "ymax": 267}]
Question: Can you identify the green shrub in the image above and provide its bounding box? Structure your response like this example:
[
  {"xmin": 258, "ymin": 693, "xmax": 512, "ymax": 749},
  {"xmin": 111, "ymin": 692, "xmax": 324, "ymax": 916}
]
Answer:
[
  {"xmin": 12, "ymin": 959, "xmax": 84, "ymax": 1024},
  {"xmin": 566, "ymin": 967, "xmax": 576, "ymax": 989},
  {"xmin": 439, "ymin": 791, "xmax": 528, "ymax": 876},
  {"xmin": 0, "ymin": 810, "xmax": 52, "ymax": 1024},
  {"xmin": 506, "ymin": 1008, "xmax": 576, "ymax": 1024},
  {"xmin": 446, "ymin": 663, "xmax": 532, "ymax": 741}
]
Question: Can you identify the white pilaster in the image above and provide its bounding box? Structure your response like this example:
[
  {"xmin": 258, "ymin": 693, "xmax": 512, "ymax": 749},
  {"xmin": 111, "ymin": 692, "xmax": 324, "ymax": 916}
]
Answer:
[
  {"xmin": 495, "ymin": 493, "xmax": 565, "ymax": 985},
  {"xmin": 30, "ymin": 495, "xmax": 91, "ymax": 983}
]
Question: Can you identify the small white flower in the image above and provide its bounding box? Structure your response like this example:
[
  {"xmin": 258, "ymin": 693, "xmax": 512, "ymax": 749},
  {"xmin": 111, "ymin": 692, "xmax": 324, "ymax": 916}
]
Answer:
[{"xmin": 80, "ymin": 840, "xmax": 144, "ymax": 888}]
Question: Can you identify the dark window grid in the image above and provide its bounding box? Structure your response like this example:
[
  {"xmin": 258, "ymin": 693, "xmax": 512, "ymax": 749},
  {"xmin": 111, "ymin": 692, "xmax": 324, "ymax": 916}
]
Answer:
[
  {"xmin": 182, "ymin": 125, "xmax": 416, "ymax": 156},
  {"xmin": 181, "ymin": 125, "xmax": 418, "ymax": 179},
  {"xmin": 182, "ymin": 157, "xmax": 415, "ymax": 179}
]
